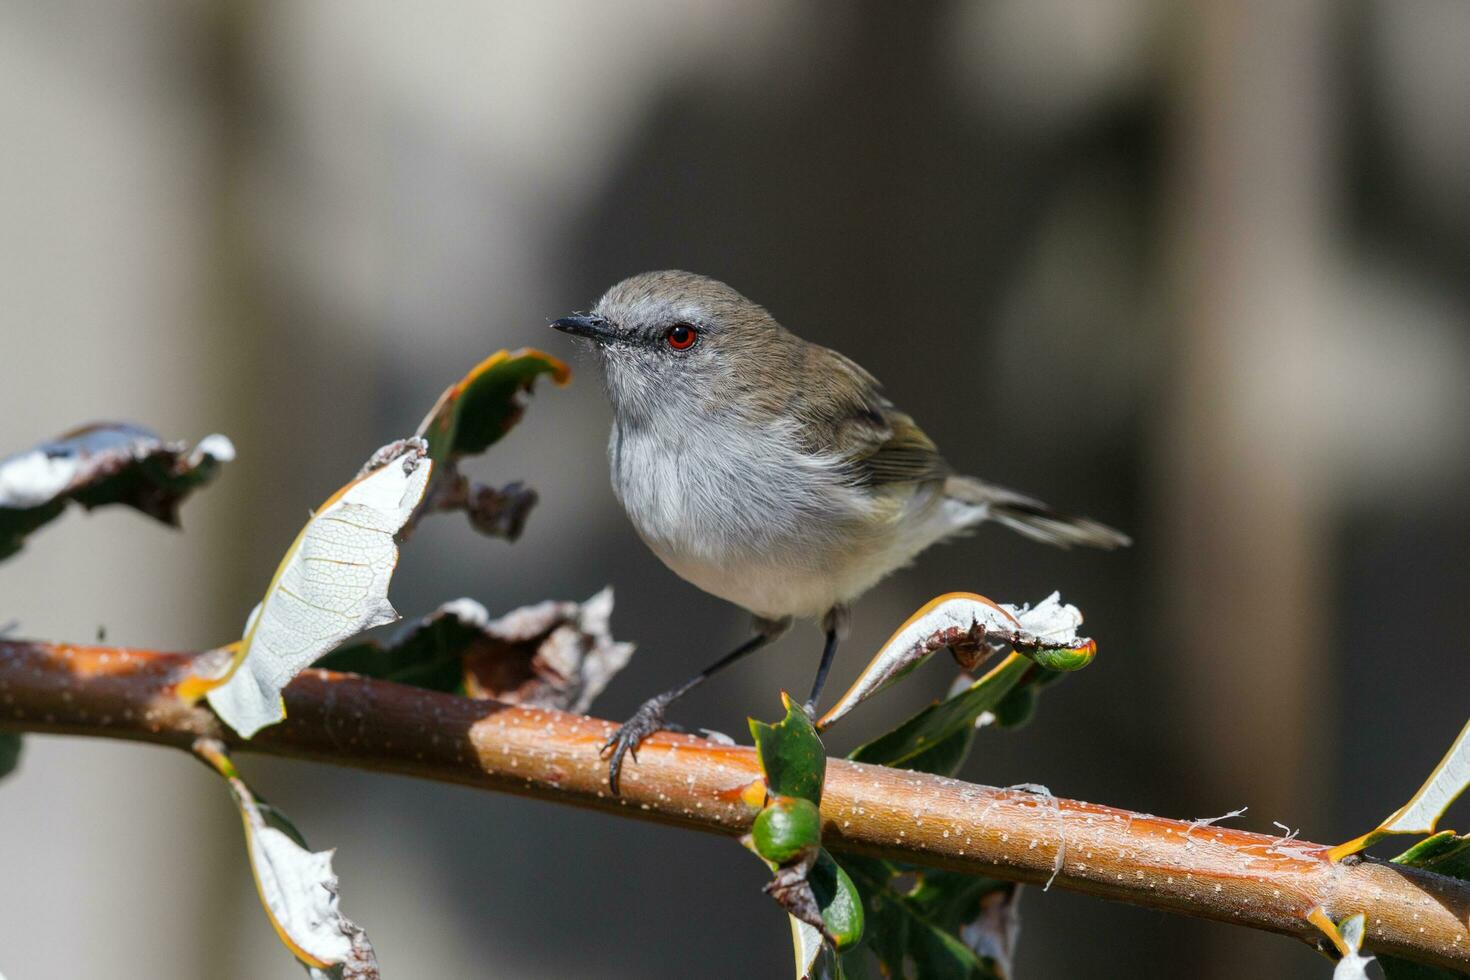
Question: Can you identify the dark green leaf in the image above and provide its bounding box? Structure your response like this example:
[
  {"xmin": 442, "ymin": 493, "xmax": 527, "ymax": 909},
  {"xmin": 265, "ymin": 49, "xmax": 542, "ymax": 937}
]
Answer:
[
  {"xmin": 315, "ymin": 604, "xmax": 482, "ymax": 693},
  {"xmin": 0, "ymin": 732, "xmax": 21, "ymax": 780},
  {"xmin": 1392, "ymin": 831, "xmax": 1470, "ymax": 879},
  {"xmin": 838, "ymin": 855, "xmax": 1004, "ymax": 980},
  {"xmin": 750, "ymin": 694, "xmax": 826, "ymax": 804},
  {"xmin": 0, "ymin": 424, "xmax": 232, "ymax": 560},
  {"xmin": 849, "ymin": 654, "xmax": 1031, "ymax": 773},
  {"xmin": 811, "ymin": 849, "xmax": 864, "ymax": 951}
]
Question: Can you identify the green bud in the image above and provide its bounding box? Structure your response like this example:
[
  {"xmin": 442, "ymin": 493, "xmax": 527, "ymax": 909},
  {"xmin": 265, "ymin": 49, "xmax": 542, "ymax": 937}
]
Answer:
[{"xmin": 752, "ymin": 796, "xmax": 821, "ymax": 865}]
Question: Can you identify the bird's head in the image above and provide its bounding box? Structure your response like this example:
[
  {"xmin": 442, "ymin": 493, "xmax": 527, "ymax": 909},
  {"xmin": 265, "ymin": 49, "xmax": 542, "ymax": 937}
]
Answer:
[{"xmin": 551, "ymin": 271, "xmax": 785, "ymax": 424}]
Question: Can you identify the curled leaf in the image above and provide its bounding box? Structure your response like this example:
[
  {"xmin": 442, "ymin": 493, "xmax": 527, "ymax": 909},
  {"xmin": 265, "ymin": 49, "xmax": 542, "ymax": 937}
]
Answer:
[
  {"xmin": 750, "ymin": 693, "xmax": 826, "ymax": 805},
  {"xmin": 194, "ymin": 740, "xmax": 378, "ymax": 978},
  {"xmin": 1329, "ymin": 717, "xmax": 1470, "ymax": 862},
  {"xmin": 316, "ymin": 588, "xmax": 633, "ymax": 713},
  {"xmin": 184, "ymin": 440, "xmax": 431, "ymax": 736},
  {"xmin": 416, "ymin": 347, "xmax": 570, "ymax": 462},
  {"xmin": 410, "ymin": 348, "xmax": 569, "ymax": 540},
  {"xmin": 817, "ymin": 592, "xmax": 1091, "ymax": 731},
  {"xmin": 0, "ymin": 423, "xmax": 232, "ymax": 560}
]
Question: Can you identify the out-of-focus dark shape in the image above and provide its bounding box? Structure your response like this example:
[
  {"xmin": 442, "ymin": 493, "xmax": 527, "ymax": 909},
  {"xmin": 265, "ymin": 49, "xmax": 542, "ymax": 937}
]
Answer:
[{"xmin": 0, "ymin": 423, "xmax": 233, "ymax": 560}]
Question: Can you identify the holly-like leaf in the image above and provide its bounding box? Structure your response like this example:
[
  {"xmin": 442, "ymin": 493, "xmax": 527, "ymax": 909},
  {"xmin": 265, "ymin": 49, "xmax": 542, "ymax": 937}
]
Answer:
[
  {"xmin": 1329, "ymin": 717, "xmax": 1470, "ymax": 862},
  {"xmin": 315, "ymin": 588, "xmax": 633, "ymax": 714},
  {"xmin": 194, "ymin": 740, "xmax": 377, "ymax": 978},
  {"xmin": 751, "ymin": 692, "xmax": 827, "ymax": 805},
  {"xmin": 0, "ymin": 423, "xmax": 233, "ymax": 560},
  {"xmin": 817, "ymin": 592, "xmax": 1092, "ymax": 732},
  {"xmin": 179, "ymin": 440, "xmax": 431, "ymax": 737},
  {"xmin": 0, "ymin": 731, "xmax": 21, "ymax": 780},
  {"xmin": 848, "ymin": 653, "xmax": 1032, "ymax": 774},
  {"xmin": 409, "ymin": 348, "xmax": 569, "ymax": 541}
]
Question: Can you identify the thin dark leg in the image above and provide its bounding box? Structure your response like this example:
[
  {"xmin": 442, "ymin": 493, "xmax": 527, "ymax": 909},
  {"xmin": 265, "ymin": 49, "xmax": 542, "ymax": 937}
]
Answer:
[
  {"xmin": 602, "ymin": 629, "xmax": 779, "ymax": 795},
  {"xmin": 803, "ymin": 627, "xmax": 840, "ymax": 717}
]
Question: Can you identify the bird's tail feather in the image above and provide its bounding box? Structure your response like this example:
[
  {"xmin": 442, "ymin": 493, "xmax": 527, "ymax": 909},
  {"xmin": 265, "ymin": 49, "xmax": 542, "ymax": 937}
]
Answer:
[{"xmin": 944, "ymin": 475, "xmax": 1131, "ymax": 550}]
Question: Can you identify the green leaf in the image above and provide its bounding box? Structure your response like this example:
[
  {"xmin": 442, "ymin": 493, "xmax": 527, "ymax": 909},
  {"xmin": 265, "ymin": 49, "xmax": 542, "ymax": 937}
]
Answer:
[
  {"xmin": 409, "ymin": 348, "xmax": 569, "ymax": 542},
  {"xmin": 416, "ymin": 348, "xmax": 570, "ymax": 464},
  {"xmin": 811, "ymin": 849, "xmax": 864, "ymax": 950},
  {"xmin": 849, "ymin": 654, "xmax": 1031, "ymax": 774},
  {"xmin": 753, "ymin": 796, "xmax": 823, "ymax": 865},
  {"xmin": 0, "ymin": 732, "xmax": 21, "ymax": 780},
  {"xmin": 1392, "ymin": 831, "xmax": 1470, "ymax": 879},
  {"xmin": 751, "ymin": 693, "xmax": 826, "ymax": 805},
  {"xmin": 837, "ymin": 856, "xmax": 1007, "ymax": 980},
  {"xmin": 0, "ymin": 424, "xmax": 232, "ymax": 561}
]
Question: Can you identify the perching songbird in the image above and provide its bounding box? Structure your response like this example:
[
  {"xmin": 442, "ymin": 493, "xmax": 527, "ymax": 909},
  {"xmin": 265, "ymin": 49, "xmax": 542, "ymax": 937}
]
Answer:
[{"xmin": 552, "ymin": 271, "xmax": 1128, "ymax": 792}]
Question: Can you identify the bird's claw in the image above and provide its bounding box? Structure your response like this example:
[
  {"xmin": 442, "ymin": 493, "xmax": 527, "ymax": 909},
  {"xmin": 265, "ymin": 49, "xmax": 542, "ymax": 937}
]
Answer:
[{"xmin": 601, "ymin": 694, "xmax": 676, "ymax": 795}]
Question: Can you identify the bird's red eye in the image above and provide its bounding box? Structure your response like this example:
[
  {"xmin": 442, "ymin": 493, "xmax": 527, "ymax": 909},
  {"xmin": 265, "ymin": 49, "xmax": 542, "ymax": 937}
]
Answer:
[{"xmin": 666, "ymin": 324, "xmax": 698, "ymax": 350}]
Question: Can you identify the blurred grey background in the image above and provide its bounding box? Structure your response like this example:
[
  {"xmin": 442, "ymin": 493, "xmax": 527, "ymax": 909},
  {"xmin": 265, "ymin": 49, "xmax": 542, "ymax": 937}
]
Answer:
[{"xmin": 2, "ymin": 1, "xmax": 1469, "ymax": 977}]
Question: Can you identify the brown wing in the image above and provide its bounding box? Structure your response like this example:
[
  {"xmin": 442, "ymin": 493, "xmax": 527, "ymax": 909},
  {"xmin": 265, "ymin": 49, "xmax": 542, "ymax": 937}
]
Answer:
[{"xmin": 793, "ymin": 344, "xmax": 951, "ymax": 488}]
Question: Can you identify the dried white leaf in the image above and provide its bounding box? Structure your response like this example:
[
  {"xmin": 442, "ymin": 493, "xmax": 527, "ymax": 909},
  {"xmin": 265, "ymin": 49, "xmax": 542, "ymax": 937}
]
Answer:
[
  {"xmin": 228, "ymin": 772, "xmax": 376, "ymax": 975},
  {"xmin": 1377, "ymin": 719, "xmax": 1470, "ymax": 836},
  {"xmin": 463, "ymin": 587, "xmax": 634, "ymax": 713},
  {"xmin": 817, "ymin": 591, "xmax": 1088, "ymax": 730},
  {"xmin": 201, "ymin": 441, "xmax": 430, "ymax": 736}
]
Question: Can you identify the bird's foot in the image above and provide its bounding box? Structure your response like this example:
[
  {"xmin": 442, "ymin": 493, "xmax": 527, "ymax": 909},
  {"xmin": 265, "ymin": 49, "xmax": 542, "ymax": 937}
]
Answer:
[{"xmin": 601, "ymin": 693, "xmax": 682, "ymax": 795}]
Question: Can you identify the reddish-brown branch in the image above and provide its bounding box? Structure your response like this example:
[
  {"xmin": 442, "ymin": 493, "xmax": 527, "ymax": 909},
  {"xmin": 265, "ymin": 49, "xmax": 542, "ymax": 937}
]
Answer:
[{"xmin": 2, "ymin": 638, "xmax": 1467, "ymax": 971}]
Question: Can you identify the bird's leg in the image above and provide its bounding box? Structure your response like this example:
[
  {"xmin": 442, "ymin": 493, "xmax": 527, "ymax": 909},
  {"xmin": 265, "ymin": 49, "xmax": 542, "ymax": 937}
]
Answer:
[
  {"xmin": 602, "ymin": 616, "xmax": 790, "ymax": 795},
  {"xmin": 804, "ymin": 604, "xmax": 851, "ymax": 718}
]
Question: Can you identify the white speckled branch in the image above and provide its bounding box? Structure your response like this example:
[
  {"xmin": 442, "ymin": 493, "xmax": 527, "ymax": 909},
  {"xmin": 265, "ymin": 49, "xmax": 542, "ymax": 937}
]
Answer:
[{"xmin": 2, "ymin": 638, "xmax": 1467, "ymax": 971}]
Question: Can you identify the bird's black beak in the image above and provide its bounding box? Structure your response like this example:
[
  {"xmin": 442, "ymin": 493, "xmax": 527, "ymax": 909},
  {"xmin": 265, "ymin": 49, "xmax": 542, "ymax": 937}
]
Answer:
[{"xmin": 550, "ymin": 314, "xmax": 617, "ymax": 344}]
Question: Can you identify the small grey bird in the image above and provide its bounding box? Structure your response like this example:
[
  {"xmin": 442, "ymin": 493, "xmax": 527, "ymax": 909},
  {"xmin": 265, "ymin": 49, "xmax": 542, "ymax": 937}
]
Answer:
[{"xmin": 552, "ymin": 271, "xmax": 1127, "ymax": 792}]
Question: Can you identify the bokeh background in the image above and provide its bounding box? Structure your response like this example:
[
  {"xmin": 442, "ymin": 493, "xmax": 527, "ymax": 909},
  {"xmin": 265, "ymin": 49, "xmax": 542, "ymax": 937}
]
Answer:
[{"xmin": 3, "ymin": 2, "xmax": 1469, "ymax": 977}]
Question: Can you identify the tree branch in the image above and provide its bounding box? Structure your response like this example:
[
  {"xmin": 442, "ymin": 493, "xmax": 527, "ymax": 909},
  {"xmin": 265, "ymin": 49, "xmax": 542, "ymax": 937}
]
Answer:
[{"xmin": 2, "ymin": 639, "xmax": 1467, "ymax": 971}]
